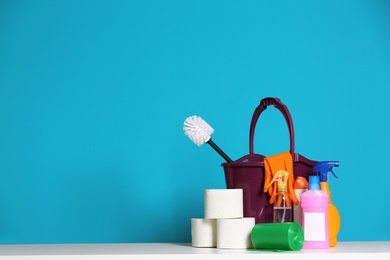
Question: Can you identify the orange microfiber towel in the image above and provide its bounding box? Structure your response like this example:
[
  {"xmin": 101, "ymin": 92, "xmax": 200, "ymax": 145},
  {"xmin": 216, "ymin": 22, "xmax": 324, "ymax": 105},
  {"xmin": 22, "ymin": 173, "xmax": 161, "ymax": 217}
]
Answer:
[{"xmin": 263, "ymin": 151, "xmax": 298, "ymax": 205}]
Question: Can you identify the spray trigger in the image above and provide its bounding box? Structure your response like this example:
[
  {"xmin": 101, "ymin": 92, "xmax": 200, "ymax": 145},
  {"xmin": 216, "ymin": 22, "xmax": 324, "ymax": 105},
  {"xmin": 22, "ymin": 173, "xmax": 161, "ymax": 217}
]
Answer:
[
  {"xmin": 330, "ymin": 168, "xmax": 339, "ymax": 178},
  {"xmin": 266, "ymin": 170, "xmax": 289, "ymax": 191},
  {"xmin": 313, "ymin": 161, "xmax": 340, "ymax": 182}
]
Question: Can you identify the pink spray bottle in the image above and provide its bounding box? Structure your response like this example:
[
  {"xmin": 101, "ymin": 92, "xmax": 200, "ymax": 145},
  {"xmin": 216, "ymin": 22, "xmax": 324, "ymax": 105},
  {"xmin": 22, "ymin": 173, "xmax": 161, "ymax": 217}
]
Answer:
[{"xmin": 301, "ymin": 175, "xmax": 329, "ymax": 249}]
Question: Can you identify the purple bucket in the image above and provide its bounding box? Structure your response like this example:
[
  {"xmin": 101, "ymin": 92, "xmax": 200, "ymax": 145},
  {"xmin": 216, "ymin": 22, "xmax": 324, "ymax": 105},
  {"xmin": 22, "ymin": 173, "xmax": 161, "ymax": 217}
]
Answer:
[{"xmin": 222, "ymin": 97, "xmax": 317, "ymax": 224}]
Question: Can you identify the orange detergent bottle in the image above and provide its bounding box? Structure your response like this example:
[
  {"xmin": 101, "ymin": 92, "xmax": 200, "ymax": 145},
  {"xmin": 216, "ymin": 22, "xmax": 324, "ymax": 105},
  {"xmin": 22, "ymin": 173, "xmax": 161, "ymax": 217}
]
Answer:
[
  {"xmin": 313, "ymin": 161, "xmax": 340, "ymax": 247},
  {"xmin": 293, "ymin": 176, "xmax": 308, "ymax": 226}
]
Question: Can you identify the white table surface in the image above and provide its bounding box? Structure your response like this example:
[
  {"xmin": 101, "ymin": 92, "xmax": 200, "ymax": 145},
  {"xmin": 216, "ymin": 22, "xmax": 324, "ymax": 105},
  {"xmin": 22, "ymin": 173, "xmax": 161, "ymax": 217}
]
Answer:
[{"xmin": 0, "ymin": 242, "xmax": 389, "ymax": 259}]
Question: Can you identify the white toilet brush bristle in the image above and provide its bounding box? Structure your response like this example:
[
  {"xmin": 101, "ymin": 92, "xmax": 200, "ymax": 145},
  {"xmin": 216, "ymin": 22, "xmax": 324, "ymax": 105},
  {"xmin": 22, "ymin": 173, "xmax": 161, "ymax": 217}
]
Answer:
[
  {"xmin": 183, "ymin": 115, "xmax": 214, "ymax": 146},
  {"xmin": 183, "ymin": 115, "xmax": 233, "ymax": 163}
]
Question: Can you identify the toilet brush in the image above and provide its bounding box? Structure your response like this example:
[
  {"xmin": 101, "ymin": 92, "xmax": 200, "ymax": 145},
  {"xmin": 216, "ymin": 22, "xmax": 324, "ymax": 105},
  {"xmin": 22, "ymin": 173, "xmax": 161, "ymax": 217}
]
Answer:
[{"xmin": 183, "ymin": 115, "xmax": 233, "ymax": 163}]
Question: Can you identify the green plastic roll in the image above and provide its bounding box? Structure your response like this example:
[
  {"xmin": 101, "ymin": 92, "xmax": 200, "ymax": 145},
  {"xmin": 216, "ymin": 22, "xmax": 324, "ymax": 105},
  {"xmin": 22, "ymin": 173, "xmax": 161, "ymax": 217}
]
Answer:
[{"xmin": 251, "ymin": 222, "xmax": 304, "ymax": 251}]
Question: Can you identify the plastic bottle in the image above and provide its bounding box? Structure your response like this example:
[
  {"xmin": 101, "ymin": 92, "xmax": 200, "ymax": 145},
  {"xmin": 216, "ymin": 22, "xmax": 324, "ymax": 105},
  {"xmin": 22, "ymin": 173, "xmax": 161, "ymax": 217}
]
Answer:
[
  {"xmin": 266, "ymin": 170, "xmax": 292, "ymax": 223},
  {"xmin": 313, "ymin": 161, "xmax": 341, "ymax": 247},
  {"xmin": 301, "ymin": 175, "xmax": 329, "ymax": 249},
  {"xmin": 293, "ymin": 176, "xmax": 308, "ymax": 226}
]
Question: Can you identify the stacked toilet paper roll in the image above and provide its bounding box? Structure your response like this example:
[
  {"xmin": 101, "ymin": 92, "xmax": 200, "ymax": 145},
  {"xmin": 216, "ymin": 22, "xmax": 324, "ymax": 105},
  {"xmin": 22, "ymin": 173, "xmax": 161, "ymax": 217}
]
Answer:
[
  {"xmin": 191, "ymin": 218, "xmax": 216, "ymax": 248},
  {"xmin": 204, "ymin": 189, "xmax": 243, "ymax": 219},
  {"xmin": 191, "ymin": 189, "xmax": 255, "ymax": 249},
  {"xmin": 217, "ymin": 218, "xmax": 255, "ymax": 249}
]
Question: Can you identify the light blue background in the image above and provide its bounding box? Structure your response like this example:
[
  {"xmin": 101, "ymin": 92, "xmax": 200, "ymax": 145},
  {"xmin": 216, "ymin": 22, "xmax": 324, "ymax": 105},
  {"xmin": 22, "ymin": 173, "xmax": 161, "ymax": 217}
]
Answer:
[{"xmin": 0, "ymin": 1, "xmax": 389, "ymax": 244}]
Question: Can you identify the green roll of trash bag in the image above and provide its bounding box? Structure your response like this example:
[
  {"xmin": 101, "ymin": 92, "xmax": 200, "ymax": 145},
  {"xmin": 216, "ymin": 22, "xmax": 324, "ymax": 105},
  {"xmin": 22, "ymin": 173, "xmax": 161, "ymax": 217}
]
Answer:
[{"xmin": 251, "ymin": 222, "xmax": 304, "ymax": 251}]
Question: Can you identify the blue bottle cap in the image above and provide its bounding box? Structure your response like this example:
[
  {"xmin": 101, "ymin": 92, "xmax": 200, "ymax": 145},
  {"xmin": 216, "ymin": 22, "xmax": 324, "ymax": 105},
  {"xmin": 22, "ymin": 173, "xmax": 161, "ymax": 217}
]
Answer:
[{"xmin": 308, "ymin": 176, "xmax": 320, "ymax": 190}]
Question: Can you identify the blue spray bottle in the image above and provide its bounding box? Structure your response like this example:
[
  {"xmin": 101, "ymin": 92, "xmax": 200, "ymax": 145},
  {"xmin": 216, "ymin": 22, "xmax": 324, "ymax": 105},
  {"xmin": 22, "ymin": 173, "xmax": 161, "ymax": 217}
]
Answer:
[{"xmin": 313, "ymin": 161, "xmax": 340, "ymax": 247}]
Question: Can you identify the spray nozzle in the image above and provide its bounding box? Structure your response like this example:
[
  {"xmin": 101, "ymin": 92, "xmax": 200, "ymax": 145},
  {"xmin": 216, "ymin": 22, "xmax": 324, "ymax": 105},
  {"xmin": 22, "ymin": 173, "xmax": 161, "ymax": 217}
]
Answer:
[
  {"xmin": 266, "ymin": 170, "xmax": 289, "ymax": 192},
  {"xmin": 313, "ymin": 161, "xmax": 339, "ymax": 182}
]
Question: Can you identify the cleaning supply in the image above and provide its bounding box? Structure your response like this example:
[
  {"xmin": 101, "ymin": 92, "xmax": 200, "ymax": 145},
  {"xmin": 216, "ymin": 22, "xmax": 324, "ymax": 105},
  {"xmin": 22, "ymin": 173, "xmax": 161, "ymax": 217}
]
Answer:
[
  {"xmin": 264, "ymin": 152, "xmax": 298, "ymax": 206},
  {"xmin": 217, "ymin": 218, "xmax": 255, "ymax": 249},
  {"xmin": 313, "ymin": 161, "xmax": 340, "ymax": 247},
  {"xmin": 191, "ymin": 218, "xmax": 217, "ymax": 248},
  {"xmin": 266, "ymin": 170, "xmax": 292, "ymax": 223},
  {"xmin": 183, "ymin": 115, "xmax": 233, "ymax": 162},
  {"xmin": 301, "ymin": 175, "xmax": 329, "ymax": 249},
  {"xmin": 251, "ymin": 222, "xmax": 304, "ymax": 251},
  {"xmin": 293, "ymin": 176, "xmax": 308, "ymax": 226},
  {"xmin": 204, "ymin": 189, "xmax": 243, "ymax": 219}
]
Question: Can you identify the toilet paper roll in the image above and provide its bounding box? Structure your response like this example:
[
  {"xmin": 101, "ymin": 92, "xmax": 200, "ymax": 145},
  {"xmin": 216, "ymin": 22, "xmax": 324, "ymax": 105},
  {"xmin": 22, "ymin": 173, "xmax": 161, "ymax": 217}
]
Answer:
[
  {"xmin": 191, "ymin": 218, "xmax": 217, "ymax": 248},
  {"xmin": 204, "ymin": 189, "xmax": 243, "ymax": 219},
  {"xmin": 217, "ymin": 218, "xmax": 255, "ymax": 249}
]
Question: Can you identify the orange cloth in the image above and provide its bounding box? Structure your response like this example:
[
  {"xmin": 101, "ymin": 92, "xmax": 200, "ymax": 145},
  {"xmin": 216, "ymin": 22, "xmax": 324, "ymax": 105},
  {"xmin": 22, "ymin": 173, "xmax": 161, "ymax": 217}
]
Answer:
[{"xmin": 263, "ymin": 152, "xmax": 298, "ymax": 205}]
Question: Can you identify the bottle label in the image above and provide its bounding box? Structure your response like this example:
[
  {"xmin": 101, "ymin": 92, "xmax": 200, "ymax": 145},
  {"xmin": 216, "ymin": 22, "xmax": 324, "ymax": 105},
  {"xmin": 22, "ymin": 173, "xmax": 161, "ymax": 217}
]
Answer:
[{"xmin": 304, "ymin": 212, "xmax": 326, "ymax": 241}]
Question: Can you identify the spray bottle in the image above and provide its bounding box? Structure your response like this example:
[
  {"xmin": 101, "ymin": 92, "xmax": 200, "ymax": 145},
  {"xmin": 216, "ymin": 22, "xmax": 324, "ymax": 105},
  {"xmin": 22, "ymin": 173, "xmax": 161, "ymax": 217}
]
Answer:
[
  {"xmin": 301, "ymin": 175, "xmax": 329, "ymax": 249},
  {"xmin": 266, "ymin": 170, "xmax": 292, "ymax": 223},
  {"xmin": 313, "ymin": 161, "xmax": 340, "ymax": 247}
]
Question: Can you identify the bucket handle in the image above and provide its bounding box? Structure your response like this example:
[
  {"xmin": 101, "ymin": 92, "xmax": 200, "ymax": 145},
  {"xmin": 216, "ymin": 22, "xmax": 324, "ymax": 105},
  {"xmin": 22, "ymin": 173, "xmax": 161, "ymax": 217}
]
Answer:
[{"xmin": 249, "ymin": 97, "xmax": 294, "ymax": 155}]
